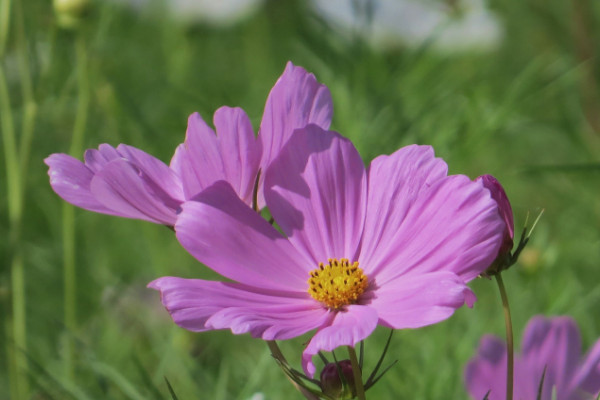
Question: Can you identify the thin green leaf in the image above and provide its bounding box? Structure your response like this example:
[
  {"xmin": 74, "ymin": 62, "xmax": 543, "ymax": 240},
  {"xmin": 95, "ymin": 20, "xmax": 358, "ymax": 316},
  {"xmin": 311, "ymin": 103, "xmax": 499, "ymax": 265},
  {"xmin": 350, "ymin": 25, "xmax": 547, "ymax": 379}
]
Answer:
[
  {"xmin": 536, "ymin": 366, "xmax": 547, "ymax": 400},
  {"xmin": 318, "ymin": 351, "xmax": 330, "ymax": 365},
  {"xmin": 271, "ymin": 359, "xmax": 330, "ymax": 399},
  {"xmin": 359, "ymin": 340, "xmax": 364, "ymax": 370},
  {"xmin": 365, "ymin": 329, "xmax": 394, "ymax": 387},
  {"xmin": 364, "ymin": 360, "xmax": 398, "ymax": 389},
  {"xmin": 24, "ymin": 350, "xmax": 93, "ymax": 400},
  {"xmin": 164, "ymin": 377, "xmax": 179, "ymax": 400},
  {"xmin": 90, "ymin": 361, "xmax": 147, "ymax": 400},
  {"xmin": 132, "ymin": 356, "xmax": 163, "ymax": 400}
]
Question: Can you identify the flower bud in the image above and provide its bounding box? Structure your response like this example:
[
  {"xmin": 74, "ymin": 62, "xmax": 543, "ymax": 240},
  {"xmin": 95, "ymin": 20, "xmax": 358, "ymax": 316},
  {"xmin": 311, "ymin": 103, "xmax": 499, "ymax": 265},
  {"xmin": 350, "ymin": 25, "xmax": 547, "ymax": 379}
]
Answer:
[
  {"xmin": 53, "ymin": 0, "xmax": 91, "ymax": 29},
  {"xmin": 477, "ymin": 174, "xmax": 514, "ymax": 274},
  {"xmin": 320, "ymin": 360, "xmax": 356, "ymax": 399}
]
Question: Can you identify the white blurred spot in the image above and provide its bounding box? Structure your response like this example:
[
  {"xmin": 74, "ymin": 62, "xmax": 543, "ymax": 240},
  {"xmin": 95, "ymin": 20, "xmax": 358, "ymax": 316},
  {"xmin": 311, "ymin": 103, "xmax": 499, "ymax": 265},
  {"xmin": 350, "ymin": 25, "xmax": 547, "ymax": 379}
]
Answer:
[
  {"xmin": 112, "ymin": 0, "xmax": 264, "ymax": 26},
  {"xmin": 311, "ymin": 0, "xmax": 503, "ymax": 52}
]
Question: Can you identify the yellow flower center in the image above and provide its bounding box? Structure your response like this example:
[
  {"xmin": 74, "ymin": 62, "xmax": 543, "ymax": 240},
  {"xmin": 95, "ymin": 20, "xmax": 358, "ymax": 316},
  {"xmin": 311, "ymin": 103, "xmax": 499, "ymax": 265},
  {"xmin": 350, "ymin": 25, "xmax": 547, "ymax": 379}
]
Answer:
[{"xmin": 308, "ymin": 258, "xmax": 368, "ymax": 309}]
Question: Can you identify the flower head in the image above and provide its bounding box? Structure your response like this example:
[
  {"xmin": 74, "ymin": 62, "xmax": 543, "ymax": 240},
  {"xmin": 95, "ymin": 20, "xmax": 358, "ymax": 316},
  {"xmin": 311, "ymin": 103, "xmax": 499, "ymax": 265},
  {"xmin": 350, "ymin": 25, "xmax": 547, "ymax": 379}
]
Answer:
[
  {"xmin": 150, "ymin": 126, "xmax": 504, "ymax": 376},
  {"xmin": 465, "ymin": 315, "xmax": 600, "ymax": 400},
  {"xmin": 45, "ymin": 62, "xmax": 332, "ymax": 225}
]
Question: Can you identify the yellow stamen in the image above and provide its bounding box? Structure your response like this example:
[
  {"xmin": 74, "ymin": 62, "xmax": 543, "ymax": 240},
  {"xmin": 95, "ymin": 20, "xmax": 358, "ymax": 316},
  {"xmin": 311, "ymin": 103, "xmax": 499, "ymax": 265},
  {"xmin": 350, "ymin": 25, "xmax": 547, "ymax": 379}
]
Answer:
[{"xmin": 308, "ymin": 258, "xmax": 368, "ymax": 309}]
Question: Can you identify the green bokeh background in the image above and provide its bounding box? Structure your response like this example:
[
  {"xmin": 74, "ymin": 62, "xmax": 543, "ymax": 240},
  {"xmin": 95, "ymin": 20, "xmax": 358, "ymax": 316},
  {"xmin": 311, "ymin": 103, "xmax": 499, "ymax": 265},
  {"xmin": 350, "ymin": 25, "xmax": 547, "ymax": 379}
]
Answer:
[{"xmin": 1, "ymin": 0, "xmax": 600, "ymax": 398}]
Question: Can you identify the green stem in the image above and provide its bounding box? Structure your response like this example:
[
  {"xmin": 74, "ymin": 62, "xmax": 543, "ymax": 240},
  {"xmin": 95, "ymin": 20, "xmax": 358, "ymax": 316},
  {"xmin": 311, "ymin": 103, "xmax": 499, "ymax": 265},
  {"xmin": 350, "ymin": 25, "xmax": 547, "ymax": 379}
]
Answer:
[
  {"xmin": 69, "ymin": 33, "xmax": 89, "ymax": 155},
  {"xmin": 14, "ymin": 0, "xmax": 36, "ymax": 174},
  {"xmin": 347, "ymin": 345, "xmax": 366, "ymax": 400},
  {"xmin": 266, "ymin": 341, "xmax": 318, "ymax": 400},
  {"xmin": 63, "ymin": 31, "xmax": 89, "ymax": 379},
  {"xmin": 1, "ymin": 59, "xmax": 29, "ymax": 400},
  {"xmin": 2, "ymin": 0, "xmax": 38, "ymax": 396},
  {"xmin": 495, "ymin": 273, "xmax": 514, "ymax": 400},
  {"xmin": 0, "ymin": 0, "xmax": 11, "ymax": 58}
]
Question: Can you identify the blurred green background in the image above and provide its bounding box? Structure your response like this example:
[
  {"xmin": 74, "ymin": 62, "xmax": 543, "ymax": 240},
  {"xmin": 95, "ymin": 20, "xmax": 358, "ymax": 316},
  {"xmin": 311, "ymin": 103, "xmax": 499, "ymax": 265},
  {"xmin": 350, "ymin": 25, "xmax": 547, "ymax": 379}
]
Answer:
[{"xmin": 1, "ymin": 0, "xmax": 600, "ymax": 398}]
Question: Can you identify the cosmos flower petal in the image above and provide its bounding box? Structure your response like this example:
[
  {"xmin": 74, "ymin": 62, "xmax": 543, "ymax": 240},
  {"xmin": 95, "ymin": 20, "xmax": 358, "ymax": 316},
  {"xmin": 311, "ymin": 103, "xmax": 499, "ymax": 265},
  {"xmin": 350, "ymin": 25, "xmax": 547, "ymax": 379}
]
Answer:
[
  {"xmin": 301, "ymin": 305, "xmax": 378, "ymax": 378},
  {"xmin": 360, "ymin": 145, "xmax": 448, "ymax": 266},
  {"xmin": 148, "ymin": 277, "xmax": 328, "ymax": 339},
  {"xmin": 45, "ymin": 153, "xmax": 116, "ymax": 215},
  {"xmin": 265, "ymin": 125, "xmax": 367, "ymax": 264},
  {"xmin": 214, "ymin": 106, "xmax": 262, "ymax": 204},
  {"xmin": 206, "ymin": 300, "xmax": 330, "ymax": 341},
  {"xmin": 520, "ymin": 316, "xmax": 581, "ymax": 398},
  {"xmin": 169, "ymin": 112, "xmax": 226, "ymax": 199},
  {"xmin": 574, "ymin": 339, "xmax": 600, "ymax": 394},
  {"xmin": 176, "ymin": 181, "xmax": 309, "ymax": 291},
  {"xmin": 115, "ymin": 144, "xmax": 184, "ymax": 202},
  {"xmin": 464, "ymin": 335, "xmax": 507, "ymax": 400},
  {"xmin": 90, "ymin": 158, "xmax": 179, "ymax": 225},
  {"xmin": 465, "ymin": 316, "xmax": 600, "ymax": 400},
  {"xmin": 371, "ymin": 271, "xmax": 471, "ymax": 329},
  {"xmin": 83, "ymin": 144, "xmax": 121, "ymax": 172},
  {"xmin": 259, "ymin": 61, "xmax": 333, "ymax": 182},
  {"xmin": 364, "ymin": 175, "xmax": 504, "ymax": 283}
]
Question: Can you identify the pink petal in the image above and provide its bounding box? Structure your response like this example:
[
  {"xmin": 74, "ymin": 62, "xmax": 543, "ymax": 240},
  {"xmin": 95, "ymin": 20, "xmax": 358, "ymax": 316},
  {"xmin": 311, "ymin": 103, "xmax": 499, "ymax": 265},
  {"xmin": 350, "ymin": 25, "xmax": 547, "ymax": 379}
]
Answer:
[
  {"xmin": 362, "ymin": 175, "xmax": 504, "ymax": 284},
  {"xmin": 83, "ymin": 144, "xmax": 121, "ymax": 172},
  {"xmin": 116, "ymin": 144, "xmax": 184, "ymax": 202},
  {"xmin": 258, "ymin": 62, "xmax": 333, "ymax": 205},
  {"xmin": 170, "ymin": 112, "xmax": 226, "ymax": 199},
  {"xmin": 301, "ymin": 305, "xmax": 378, "ymax": 377},
  {"xmin": 575, "ymin": 339, "xmax": 600, "ymax": 395},
  {"xmin": 464, "ymin": 335, "xmax": 507, "ymax": 400},
  {"xmin": 369, "ymin": 271, "xmax": 470, "ymax": 329},
  {"xmin": 45, "ymin": 153, "xmax": 115, "ymax": 215},
  {"xmin": 265, "ymin": 125, "xmax": 367, "ymax": 265},
  {"xmin": 90, "ymin": 158, "xmax": 178, "ymax": 224},
  {"xmin": 520, "ymin": 316, "xmax": 581, "ymax": 399},
  {"xmin": 213, "ymin": 106, "xmax": 261, "ymax": 204},
  {"xmin": 175, "ymin": 181, "xmax": 310, "ymax": 292},
  {"xmin": 259, "ymin": 62, "xmax": 333, "ymax": 172},
  {"xmin": 359, "ymin": 145, "xmax": 448, "ymax": 267},
  {"xmin": 148, "ymin": 277, "xmax": 328, "ymax": 339}
]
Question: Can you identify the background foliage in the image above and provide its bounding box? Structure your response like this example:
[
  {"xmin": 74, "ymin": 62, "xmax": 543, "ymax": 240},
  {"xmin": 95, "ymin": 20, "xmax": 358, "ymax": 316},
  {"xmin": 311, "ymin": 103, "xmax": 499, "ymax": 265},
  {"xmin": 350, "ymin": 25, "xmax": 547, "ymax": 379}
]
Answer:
[{"xmin": 1, "ymin": 0, "xmax": 600, "ymax": 398}]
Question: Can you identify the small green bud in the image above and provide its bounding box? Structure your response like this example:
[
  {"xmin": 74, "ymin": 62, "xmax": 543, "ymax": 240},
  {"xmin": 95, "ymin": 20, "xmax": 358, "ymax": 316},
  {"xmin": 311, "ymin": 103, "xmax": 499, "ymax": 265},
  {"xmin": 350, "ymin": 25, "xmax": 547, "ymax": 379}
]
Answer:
[
  {"xmin": 53, "ymin": 0, "xmax": 91, "ymax": 29},
  {"xmin": 320, "ymin": 360, "xmax": 356, "ymax": 399}
]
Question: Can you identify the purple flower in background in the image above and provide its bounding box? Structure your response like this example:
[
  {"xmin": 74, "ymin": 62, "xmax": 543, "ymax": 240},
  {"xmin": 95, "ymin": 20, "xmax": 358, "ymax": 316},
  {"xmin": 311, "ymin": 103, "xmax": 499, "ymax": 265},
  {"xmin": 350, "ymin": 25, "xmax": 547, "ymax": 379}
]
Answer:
[
  {"xmin": 45, "ymin": 62, "xmax": 332, "ymax": 225},
  {"xmin": 465, "ymin": 316, "xmax": 600, "ymax": 400},
  {"xmin": 149, "ymin": 126, "xmax": 504, "ymax": 376},
  {"xmin": 477, "ymin": 174, "xmax": 514, "ymax": 257}
]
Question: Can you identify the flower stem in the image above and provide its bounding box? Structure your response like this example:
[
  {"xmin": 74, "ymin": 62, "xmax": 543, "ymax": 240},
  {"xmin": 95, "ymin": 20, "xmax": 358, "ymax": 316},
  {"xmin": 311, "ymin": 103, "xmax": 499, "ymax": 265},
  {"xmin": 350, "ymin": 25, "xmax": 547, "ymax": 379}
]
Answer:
[
  {"xmin": 495, "ymin": 273, "xmax": 513, "ymax": 400},
  {"xmin": 1, "ymin": 0, "xmax": 37, "ymax": 395},
  {"xmin": 0, "ymin": 0, "xmax": 11, "ymax": 58},
  {"xmin": 266, "ymin": 341, "xmax": 318, "ymax": 400},
  {"xmin": 347, "ymin": 345, "xmax": 366, "ymax": 400},
  {"xmin": 63, "ymin": 31, "xmax": 89, "ymax": 380}
]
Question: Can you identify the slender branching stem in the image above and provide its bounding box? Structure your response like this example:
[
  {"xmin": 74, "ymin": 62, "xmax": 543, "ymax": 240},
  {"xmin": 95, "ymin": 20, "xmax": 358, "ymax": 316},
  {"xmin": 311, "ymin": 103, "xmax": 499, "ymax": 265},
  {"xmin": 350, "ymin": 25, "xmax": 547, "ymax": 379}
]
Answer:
[
  {"xmin": 266, "ymin": 341, "xmax": 318, "ymax": 400},
  {"xmin": 495, "ymin": 273, "xmax": 514, "ymax": 400},
  {"xmin": 347, "ymin": 345, "xmax": 366, "ymax": 400}
]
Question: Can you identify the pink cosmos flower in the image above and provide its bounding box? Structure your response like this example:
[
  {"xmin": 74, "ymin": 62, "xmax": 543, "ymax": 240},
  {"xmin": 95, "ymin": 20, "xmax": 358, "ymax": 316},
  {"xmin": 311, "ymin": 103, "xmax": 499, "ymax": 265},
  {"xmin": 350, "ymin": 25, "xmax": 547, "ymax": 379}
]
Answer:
[
  {"xmin": 465, "ymin": 316, "xmax": 600, "ymax": 400},
  {"xmin": 149, "ymin": 125, "xmax": 505, "ymax": 376},
  {"xmin": 476, "ymin": 174, "xmax": 514, "ymax": 257},
  {"xmin": 44, "ymin": 62, "xmax": 332, "ymax": 225}
]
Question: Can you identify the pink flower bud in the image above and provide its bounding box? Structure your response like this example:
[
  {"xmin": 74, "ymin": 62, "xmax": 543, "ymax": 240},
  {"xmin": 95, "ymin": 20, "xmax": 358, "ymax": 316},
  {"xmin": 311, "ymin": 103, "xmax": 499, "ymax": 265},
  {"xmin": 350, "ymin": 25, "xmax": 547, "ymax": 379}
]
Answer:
[
  {"xmin": 320, "ymin": 360, "xmax": 356, "ymax": 399},
  {"xmin": 477, "ymin": 175, "xmax": 514, "ymax": 267}
]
